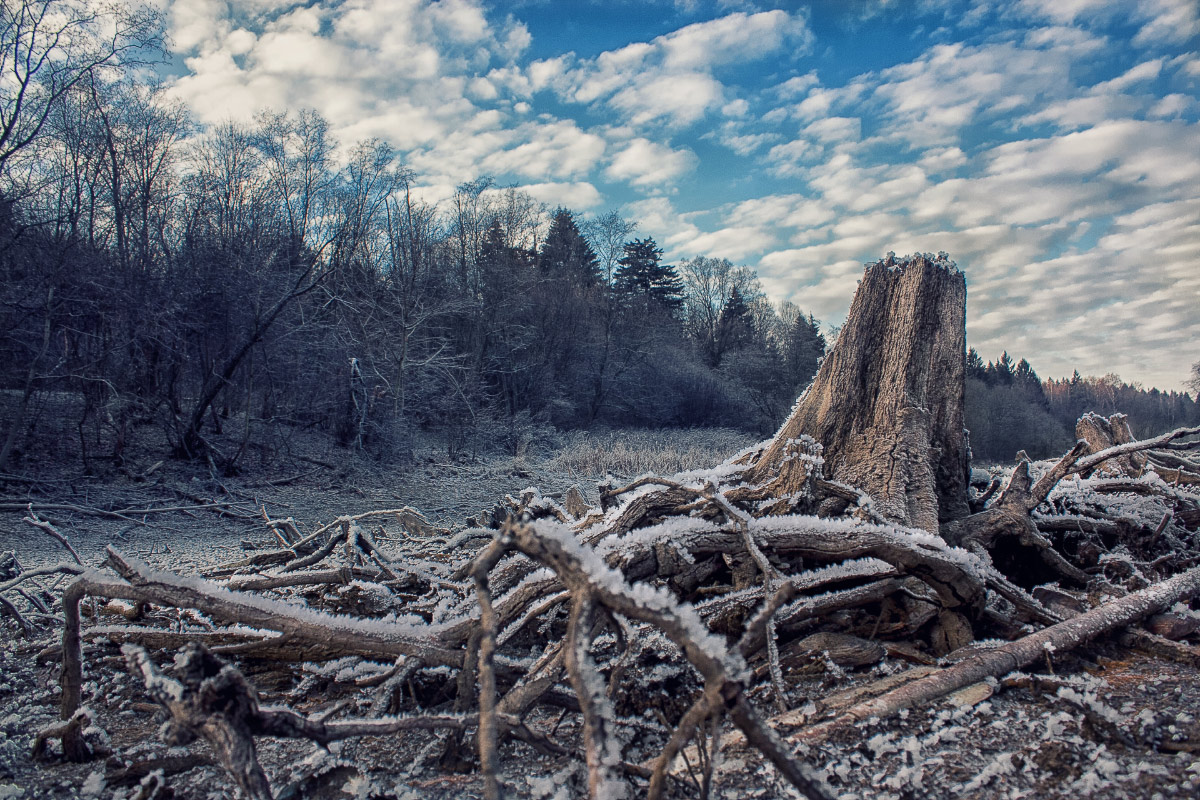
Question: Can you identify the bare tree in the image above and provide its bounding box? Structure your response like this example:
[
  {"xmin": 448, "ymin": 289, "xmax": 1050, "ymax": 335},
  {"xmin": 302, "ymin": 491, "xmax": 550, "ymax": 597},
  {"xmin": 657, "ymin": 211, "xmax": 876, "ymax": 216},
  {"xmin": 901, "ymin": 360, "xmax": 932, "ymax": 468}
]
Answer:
[
  {"xmin": 0, "ymin": 0, "xmax": 163, "ymax": 177},
  {"xmin": 172, "ymin": 121, "xmax": 329, "ymax": 463},
  {"xmin": 582, "ymin": 209, "xmax": 636, "ymax": 284},
  {"xmin": 448, "ymin": 175, "xmax": 495, "ymax": 299},
  {"xmin": 255, "ymin": 108, "xmax": 333, "ymax": 247},
  {"xmin": 679, "ymin": 255, "xmax": 763, "ymax": 366}
]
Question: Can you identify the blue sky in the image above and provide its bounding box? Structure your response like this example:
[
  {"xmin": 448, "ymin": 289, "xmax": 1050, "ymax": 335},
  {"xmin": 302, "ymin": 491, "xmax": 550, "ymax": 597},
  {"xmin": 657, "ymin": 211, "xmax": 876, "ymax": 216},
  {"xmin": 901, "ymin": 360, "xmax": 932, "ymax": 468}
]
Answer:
[{"xmin": 163, "ymin": 0, "xmax": 1200, "ymax": 390}]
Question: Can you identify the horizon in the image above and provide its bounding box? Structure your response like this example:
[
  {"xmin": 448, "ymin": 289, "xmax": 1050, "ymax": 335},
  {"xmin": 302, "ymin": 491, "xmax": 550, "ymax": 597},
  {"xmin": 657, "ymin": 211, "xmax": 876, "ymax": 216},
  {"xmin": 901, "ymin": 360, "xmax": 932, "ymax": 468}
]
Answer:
[{"xmin": 161, "ymin": 0, "xmax": 1200, "ymax": 390}]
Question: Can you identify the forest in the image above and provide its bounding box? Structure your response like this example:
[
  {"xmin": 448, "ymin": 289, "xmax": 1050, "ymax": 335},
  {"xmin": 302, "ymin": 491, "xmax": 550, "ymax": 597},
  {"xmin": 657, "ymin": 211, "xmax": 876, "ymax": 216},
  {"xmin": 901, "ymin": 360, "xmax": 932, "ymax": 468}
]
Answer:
[
  {"xmin": 1, "ymin": 25, "xmax": 1195, "ymax": 474},
  {"xmin": 0, "ymin": 61, "xmax": 832, "ymax": 472}
]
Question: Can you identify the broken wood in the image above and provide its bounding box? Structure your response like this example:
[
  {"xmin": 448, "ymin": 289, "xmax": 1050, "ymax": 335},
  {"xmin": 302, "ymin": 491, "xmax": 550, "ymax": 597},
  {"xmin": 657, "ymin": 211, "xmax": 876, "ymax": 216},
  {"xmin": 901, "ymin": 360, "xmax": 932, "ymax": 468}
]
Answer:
[
  {"xmin": 791, "ymin": 564, "xmax": 1200, "ymax": 745},
  {"xmin": 123, "ymin": 643, "xmax": 506, "ymax": 800}
]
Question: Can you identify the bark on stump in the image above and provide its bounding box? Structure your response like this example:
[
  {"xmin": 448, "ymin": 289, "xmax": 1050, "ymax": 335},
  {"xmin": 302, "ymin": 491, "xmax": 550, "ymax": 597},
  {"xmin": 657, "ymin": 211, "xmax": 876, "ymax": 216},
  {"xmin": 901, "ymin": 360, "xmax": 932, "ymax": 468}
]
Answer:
[
  {"xmin": 748, "ymin": 253, "xmax": 970, "ymax": 532},
  {"xmin": 1076, "ymin": 412, "xmax": 1146, "ymax": 477}
]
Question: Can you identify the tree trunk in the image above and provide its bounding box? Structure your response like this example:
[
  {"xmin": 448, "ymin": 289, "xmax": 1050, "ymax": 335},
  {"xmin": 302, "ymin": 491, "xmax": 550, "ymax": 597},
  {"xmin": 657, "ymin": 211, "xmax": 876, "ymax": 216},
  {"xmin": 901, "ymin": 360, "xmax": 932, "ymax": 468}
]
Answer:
[{"xmin": 747, "ymin": 253, "xmax": 970, "ymax": 532}]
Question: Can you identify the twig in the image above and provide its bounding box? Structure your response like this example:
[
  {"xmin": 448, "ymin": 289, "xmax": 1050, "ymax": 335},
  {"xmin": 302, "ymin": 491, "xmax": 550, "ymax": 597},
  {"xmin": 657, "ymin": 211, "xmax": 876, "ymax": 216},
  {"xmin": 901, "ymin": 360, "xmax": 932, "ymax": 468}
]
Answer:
[
  {"xmin": 22, "ymin": 509, "xmax": 83, "ymax": 565},
  {"xmin": 1149, "ymin": 511, "xmax": 1172, "ymax": 548},
  {"xmin": 0, "ymin": 562, "xmax": 84, "ymax": 594},
  {"xmin": 0, "ymin": 593, "xmax": 31, "ymax": 634},
  {"xmin": 245, "ymin": 466, "xmax": 325, "ymax": 488}
]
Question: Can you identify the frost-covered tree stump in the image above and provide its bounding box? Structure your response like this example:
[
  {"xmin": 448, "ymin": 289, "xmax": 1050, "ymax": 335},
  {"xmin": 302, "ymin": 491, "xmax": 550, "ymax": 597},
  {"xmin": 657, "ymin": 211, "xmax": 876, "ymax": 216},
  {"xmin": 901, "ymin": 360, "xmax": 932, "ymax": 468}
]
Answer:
[{"xmin": 745, "ymin": 252, "xmax": 970, "ymax": 532}]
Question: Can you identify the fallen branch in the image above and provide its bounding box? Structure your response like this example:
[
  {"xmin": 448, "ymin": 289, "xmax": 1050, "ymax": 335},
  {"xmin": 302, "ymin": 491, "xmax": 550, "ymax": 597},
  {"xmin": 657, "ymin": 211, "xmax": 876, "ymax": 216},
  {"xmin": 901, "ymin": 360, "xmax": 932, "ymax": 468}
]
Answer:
[
  {"xmin": 58, "ymin": 549, "xmax": 463, "ymax": 725},
  {"xmin": 123, "ymin": 643, "xmax": 497, "ymax": 800},
  {"xmin": 498, "ymin": 519, "xmax": 833, "ymax": 800},
  {"xmin": 791, "ymin": 564, "xmax": 1200, "ymax": 744},
  {"xmin": 22, "ymin": 509, "xmax": 83, "ymax": 565}
]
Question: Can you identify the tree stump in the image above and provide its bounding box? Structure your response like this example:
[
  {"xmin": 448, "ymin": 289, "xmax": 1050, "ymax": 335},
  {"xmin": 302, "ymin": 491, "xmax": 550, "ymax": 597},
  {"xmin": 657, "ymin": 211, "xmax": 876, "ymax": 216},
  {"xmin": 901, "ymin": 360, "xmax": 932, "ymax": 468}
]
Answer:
[
  {"xmin": 1076, "ymin": 412, "xmax": 1146, "ymax": 477},
  {"xmin": 747, "ymin": 253, "xmax": 970, "ymax": 532}
]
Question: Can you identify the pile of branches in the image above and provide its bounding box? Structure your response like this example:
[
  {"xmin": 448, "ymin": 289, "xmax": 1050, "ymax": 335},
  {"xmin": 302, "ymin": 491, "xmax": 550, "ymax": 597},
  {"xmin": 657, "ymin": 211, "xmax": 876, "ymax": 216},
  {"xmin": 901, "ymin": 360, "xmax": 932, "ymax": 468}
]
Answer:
[{"xmin": 7, "ymin": 254, "xmax": 1200, "ymax": 800}]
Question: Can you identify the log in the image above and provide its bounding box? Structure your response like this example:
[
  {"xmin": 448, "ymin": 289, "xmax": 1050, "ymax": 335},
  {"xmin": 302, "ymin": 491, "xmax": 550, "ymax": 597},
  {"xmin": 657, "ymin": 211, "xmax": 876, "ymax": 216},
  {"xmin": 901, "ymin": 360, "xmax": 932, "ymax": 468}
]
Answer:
[
  {"xmin": 790, "ymin": 563, "xmax": 1200, "ymax": 744},
  {"xmin": 747, "ymin": 253, "xmax": 970, "ymax": 532}
]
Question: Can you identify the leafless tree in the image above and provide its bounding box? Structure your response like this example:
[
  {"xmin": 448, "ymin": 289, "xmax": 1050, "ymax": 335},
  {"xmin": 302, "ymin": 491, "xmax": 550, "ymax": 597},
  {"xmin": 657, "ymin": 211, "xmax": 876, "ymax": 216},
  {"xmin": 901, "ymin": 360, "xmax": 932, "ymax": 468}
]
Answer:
[
  {"xmin": 583, "ymin": 209, "xmax": 636, "ymax": 284},
  {"xmin": 0, "ymin": 0, "xmax": 163, "ymax": 178},
  {"xmin": 680, "ymin": 255, "xmax": 763, "ymax": 366}
]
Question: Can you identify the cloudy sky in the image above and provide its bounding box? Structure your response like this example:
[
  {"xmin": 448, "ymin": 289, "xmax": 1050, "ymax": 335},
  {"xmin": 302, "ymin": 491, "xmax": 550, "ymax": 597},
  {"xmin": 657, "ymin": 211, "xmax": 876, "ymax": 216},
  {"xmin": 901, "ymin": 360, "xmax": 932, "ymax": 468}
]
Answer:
[{"xmin": 162, "ymin": 0, "xmax": 1200, "ymax": 390}]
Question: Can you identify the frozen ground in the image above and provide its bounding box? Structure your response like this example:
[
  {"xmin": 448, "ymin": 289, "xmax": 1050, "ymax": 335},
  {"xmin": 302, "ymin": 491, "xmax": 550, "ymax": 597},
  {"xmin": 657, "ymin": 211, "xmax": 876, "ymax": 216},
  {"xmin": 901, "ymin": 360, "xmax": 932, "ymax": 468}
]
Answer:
[{"xmin": 1, "ymin": 431, "xmax": 1199, "ymax": 799}]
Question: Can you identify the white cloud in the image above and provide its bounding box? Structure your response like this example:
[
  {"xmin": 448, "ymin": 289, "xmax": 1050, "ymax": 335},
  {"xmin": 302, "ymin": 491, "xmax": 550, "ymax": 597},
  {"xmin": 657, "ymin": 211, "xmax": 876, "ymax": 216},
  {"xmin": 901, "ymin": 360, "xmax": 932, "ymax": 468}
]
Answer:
[
  {"xmin": 520, "ymin": 181, "xmax": 604, "ymax": 211},
  {"xmin": 766, "ymin": 140, "xmax": 821, "ymax": 178},
  {"xmin": 606, "ymin": 138, "xmax": 697, "ymax": 187},
  {"xmin": 680, "ymin": 226, "xmax": 779, "ymax": 262},
  {"xmin": 710, "ymin": 124, "xmax": 780, "ymax": 156},
  {"xmin": 774, "ymin": 72, "xmax": 820, "ymax": 98},
  {"xmin": 1014, "ymin": 0, "xmax": 1116, "ymax": 25},
  {"xmin": 721, "ymin": 98, "xmax": 750, "ymax": 118},
  {"xmin": 918, "ymin": 147, "xmax": 967, "ymax": 173},
  {"xmin": 1094, "ymin": 58, "xmax": 1163, "ymax": 92},
  {"xmin": 482, "ymin": 121, "xmax": 607, "ymax": 181},
  {"xmin": 866, "ymin": 39, "xmax": 1090, "ymax": 147},
  {"xmin": 1149, "ymin": 92, "xmax": 1193, "ymax": 117},
  {"xmin": 658, "ymin": 10, "xmax": 813, "ymax": 71},
  {"xmin": 1132, "ymin": 0, "xmax": 1200, "ymax": 45},
  {"xmin": 225, "ymin": 28, "xmax": 257, "ymax": 55},
  {"xmin": 521, "ymin": 10, "xmax": 812, "ymax": 131},
  {"xmin": 610, "ymin": 72, "xmax": 726, "ymax": 127},
  {"xmin": 621, "ymin": 196, "xmax": 703, "ymax": 253},
  {"xmin": 169, "ymin": 0, "xmax": 230, "ymax": 54},
  {"xmin": 804, "ymin": 116, "xmax": 861, "ymax": 144},
  {"xmin": 1016, "ymin": 0, "xmax": 1200, "ymax": 47},
  {"xmin": 427, "ymin": 0, "xmax": 490, "ymax": 43}
]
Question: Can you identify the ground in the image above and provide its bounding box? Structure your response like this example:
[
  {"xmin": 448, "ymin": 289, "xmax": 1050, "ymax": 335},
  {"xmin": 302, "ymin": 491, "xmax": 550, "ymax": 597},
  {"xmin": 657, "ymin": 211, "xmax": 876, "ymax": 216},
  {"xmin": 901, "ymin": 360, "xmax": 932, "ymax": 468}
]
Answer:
[{"xmin": 1, "ymin": 428, "xmax": 1199, "ymax": 799}]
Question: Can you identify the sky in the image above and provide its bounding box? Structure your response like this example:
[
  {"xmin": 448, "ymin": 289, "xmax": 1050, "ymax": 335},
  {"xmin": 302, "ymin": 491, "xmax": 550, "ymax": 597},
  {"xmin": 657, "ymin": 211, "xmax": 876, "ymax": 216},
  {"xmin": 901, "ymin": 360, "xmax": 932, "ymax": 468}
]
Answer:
[{"xmin": 160, "ymin": 0, "xmax": 1200, "ymax": 390}]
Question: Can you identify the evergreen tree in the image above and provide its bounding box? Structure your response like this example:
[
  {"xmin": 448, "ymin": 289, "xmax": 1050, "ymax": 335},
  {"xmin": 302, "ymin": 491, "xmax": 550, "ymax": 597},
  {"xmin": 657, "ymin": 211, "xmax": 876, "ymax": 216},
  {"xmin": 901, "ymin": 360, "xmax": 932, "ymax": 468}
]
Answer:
[
  {"xmin": 986, "ymin": 351, "xmax": 1015, "ymax": 385},
  {"xmin": 966, "ymin": 347, "xmax": 986, "ymax": 381},
  {"xmin": 785, "ymin": 312, "xmax": 826, "ymax": 390},
  {"xmin": 718, "ymin": 286, "xmax": 750, "ymax": 338},
  {"xmin": 714, "ymin": 285, "xmax": 754, "ymax": 365},
  {"xmin": 1014, "ymin": 358, "xmax": 1045, "ymax": 403},
  {"xmin": 613, "ymin": 237, "xmax": 683, "ymax": 313},
  {"xmin": 538, "ymin": 208, "xmax": 600, "ymax": 287}
]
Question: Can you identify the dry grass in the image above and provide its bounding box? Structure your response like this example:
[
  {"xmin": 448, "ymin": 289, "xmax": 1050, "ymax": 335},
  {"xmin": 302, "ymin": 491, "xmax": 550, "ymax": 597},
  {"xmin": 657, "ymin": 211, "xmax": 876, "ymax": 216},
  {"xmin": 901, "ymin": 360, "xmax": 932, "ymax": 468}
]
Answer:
[{"xmin": 542, "ymin": 427, "xmax": 758, "ymax": 480}]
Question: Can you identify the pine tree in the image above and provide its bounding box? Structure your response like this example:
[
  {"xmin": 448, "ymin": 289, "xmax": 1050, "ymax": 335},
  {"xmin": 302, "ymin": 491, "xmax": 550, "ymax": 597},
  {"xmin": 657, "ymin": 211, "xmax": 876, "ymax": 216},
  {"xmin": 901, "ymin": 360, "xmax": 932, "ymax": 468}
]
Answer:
[
  {"xmin": 613, "ymin": 237, "xmax": 683, "ymax": 313},
  {"xmin": 785, "ymin": 312, "xmax": 825, "ymax": 389},
  {"xmin": 538, "ymin": 208, "xmax": 600, "ymax": 287},
  {"xmin": 1014, "ymin": 357, "xmax": 1045, "ymax": 403},
  {"xmin": 714, "ymin": 285, "xmax": 754, "ymax": 365},
  {"xmin": 986, "ymin": 351, "xmax": 1015, "ymax": 385},
  {"xmin": 966, "ymin": 347, "xmax": 986, "ymax": 381},
  {"xmin": 477, "ymin": 219, "xmax": 532, "ymax": 302}
]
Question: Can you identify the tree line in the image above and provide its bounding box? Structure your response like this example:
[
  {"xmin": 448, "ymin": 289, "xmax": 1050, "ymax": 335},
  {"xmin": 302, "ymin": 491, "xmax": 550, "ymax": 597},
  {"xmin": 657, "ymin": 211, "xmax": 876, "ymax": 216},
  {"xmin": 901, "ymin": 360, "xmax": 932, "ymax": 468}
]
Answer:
[
  {"xmin": 965, "ymin": 350, "xmax": 1199, "ymax": 463},
  {"xmin": 0, "ymin": 1, "xmax": 1193, "ymax": 474},
  {"xmin": 0, "ymin": 3, "xmax": 826, "ymax": 471}
]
